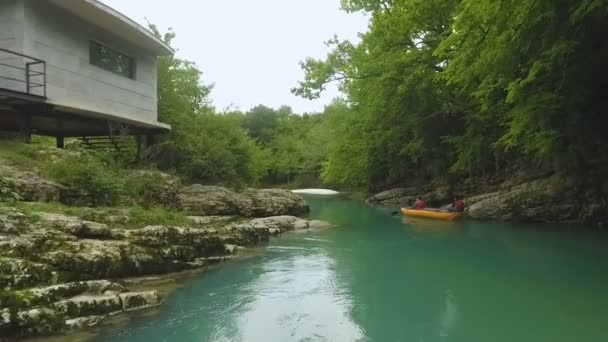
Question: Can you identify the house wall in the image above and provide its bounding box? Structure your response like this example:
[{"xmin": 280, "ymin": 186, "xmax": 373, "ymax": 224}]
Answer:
[
  {"xmin": 0, "ymin": 0, "xmax": 24, "ymax": 92},
  {"xmin": 20, "ymin": 0, "xmax": 159, "ymax": 126}
]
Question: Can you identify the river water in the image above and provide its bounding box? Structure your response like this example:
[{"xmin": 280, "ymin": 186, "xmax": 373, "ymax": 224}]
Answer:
[{"xmin": 100, "ymin": 195, "xmax": 608, "ymax": 342}]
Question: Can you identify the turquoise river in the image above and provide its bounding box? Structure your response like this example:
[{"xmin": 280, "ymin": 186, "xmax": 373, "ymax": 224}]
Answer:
[{"xmin": 98, "ymin": 195, "xmax": 608, "ymax": 342}]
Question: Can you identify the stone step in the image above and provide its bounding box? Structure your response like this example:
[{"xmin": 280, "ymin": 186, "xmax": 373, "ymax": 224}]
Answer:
[
  {"xmin": 53, "ymin": 290, "xmax": 161, "ymax": 318},
  {"xmin": 0, "ymin": 290, "xmax": 162, "ymax": 335}
]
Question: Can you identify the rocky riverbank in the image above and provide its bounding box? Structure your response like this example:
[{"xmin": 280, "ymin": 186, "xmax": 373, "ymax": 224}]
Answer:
[
  {"xmin": 0, "ymin": 202, "xmax": 331, "ymax": 339},
  {"xmin": 0, "ymin": 147, "xmax": 333, "ymax": 339},
  {"xmin": 367, "ymin": 173, "xmax": 608, "ymax": 226}
]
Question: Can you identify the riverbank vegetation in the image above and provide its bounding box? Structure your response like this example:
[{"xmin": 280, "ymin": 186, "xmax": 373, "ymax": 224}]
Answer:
[
  {"xmin": 5, "ymin": 1, "xmax": 606, "ymax": 195},
  {"xmin": 293, "ymin": 0, "xmax": 608, "ymax": 192},
  {"xmin": 141, "ymin": 0, "xmax": 608, "ymax": 194}
]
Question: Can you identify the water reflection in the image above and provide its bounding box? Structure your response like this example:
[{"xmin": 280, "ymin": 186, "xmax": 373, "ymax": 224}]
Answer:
[
  {"xmin": 99, "ymin": 196, "xmax": 608, "ymax": 342},
  {"xmin": 403, "ymin": 217, "xmax": 465, "ymax": 236},
  {"xmin": 438, "ymin": 290, "xmax": 459, "ymax": 339},
  {"xmin": 229, "ymin": 246, "xmax": 364, "ymax": 341}
]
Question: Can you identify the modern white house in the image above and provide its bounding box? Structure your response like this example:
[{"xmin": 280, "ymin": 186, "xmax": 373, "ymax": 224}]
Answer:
[{"xmin": 0, "ymin": 0, "xmax": 172, "ymax": 147}]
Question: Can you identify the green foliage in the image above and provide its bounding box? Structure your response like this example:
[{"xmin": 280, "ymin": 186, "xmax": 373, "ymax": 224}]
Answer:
[
  {"xmin": 123, "ymin": 171, "xmax": 178, "ymax": 209},
  {"xmin": 0, "ymin": 177, "xmax": 20, "ymax": 203},
  {"xmin": 15, "ymin": 201, "xmax": 191, "ymax": 230},
  {"xmin": 294, "ymin": 0, "xmax": 608, "ymax": 189},
  {"xmin": 147, "ymin": 26, "xmax": 267, "ymax": 187},
  {"xmin": 47, "ymin": 153, "xmax": 125, "ymax": 206},
  {"xmin": 236, "ymin": 105, "xmax": 330, "ymax": 186},
  {"xmin": 320, "ymin": 101, "xmax": 371, "ymax": 187},
  {"xmin": 153, "ymin": 110, "xmax": 267, "ymax": 187},
  {"xmin": 126, "ymin": 206, "xmax": 191, "ymax": 228},
  {"xmin": 0, "ymin": 141, "xmax": 45, "ymax": 169},
  {"xmin": 242, "ymin": 105, "xmax": 286, "ymax": 145}
]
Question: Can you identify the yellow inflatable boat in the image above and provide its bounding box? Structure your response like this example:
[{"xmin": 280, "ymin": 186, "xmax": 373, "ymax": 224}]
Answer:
[{"xmin": 401, "ymin": 208, "xmax": 463, "ymax": 221}]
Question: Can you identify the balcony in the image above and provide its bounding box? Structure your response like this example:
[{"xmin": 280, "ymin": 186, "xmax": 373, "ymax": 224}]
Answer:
[{"xmin": 0, "ymin": 48, "xmax": 46, "ymax": 98}]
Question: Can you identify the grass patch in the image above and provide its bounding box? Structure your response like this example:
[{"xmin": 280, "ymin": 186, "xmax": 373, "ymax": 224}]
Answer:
[
  {"xmin": 15, "ymin": 202, "xmax": 192, "ymax": 229},
  {"xmin": 127, "ymin": 207, "xmax": 192, "ymax": 228},
  {"xmin": 0, "ymin": 141, "xmax": 44, "ymax": 169}
]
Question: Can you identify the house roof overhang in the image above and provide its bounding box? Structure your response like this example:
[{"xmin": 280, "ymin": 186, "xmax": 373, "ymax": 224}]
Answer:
[{"xmin": 48, "ymin": 0, "xmax": 174, "ymax": 56}]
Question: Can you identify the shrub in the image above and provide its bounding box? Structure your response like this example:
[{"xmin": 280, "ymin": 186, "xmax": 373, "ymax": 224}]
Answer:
[
  {"xmin": 0, "ymin": 141, "xmax": 42, "ymax": 169},
  {"xmin": 47, "ymin": 153, "xmax": 125, "ymax": 206},
  {"xmin": 0, "ymin": 177, "xmax": 20, "ymax": 203},
  {"xmin": 152, "ymin": 112, "xmax": 268, "ymax": 187},
  {"xmin": 124, "ymin": 171, "xmax": 179, "ymax": 209}
]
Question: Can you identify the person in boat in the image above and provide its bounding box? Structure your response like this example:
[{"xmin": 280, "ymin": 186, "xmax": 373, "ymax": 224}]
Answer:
[
  {"xmin": 412, "ymin": 196, "xmax": 426, "ymax": 210},
  {"xmin": 448, "ymin": 196, "xmax": 465, "ymax": 212}
]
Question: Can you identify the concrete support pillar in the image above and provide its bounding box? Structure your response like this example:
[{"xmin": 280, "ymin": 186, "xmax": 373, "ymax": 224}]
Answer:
[
  {"xmin": 56, "ymin": 135, "xmax": 65, "ymax": 149},
  {"xmin": 18, "ymin": 114, "xmax": 31, "ymax": 143},
  {"xmin": 136, "ymin": 135, "xmax": 142, "ymax": 161},
  {"xmin": 144, "ymin": 133, "xmax": 155, "ymax": 150},
  {"xmin": 56, "ymin": 118, "xmax": 64, "ymax": 149}
]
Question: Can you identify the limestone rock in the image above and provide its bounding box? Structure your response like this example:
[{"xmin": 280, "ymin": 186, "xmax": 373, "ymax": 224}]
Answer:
[
  {"xmin": 367, "ymin": 185, "xmax": 450, "ymax": 207},
  {"xmin": 119, "ymin": 291, "xmax": 161, "ymax": 311},
  {"xmin": 4, "ymin": 230, "xmax": 77, "ymax": 261},
  {"xmin": 365, "ymin": 173, "xmax": 608, "ymax": 224},
  {"xmin": 0, "ymin": 307, "xmax": 64, "ymax": 336},
  {"xmin": 246, "ymin": 189, "xmax": 310, "ymax": 217},
  {"xmin": 54, "ymin": 294, "xmax": 122, "ymax": 318},
  {"xmin": 80, "ymin": 221, "xmax": 112, "ymax": 239},
  {"xmin": 128, "ymin": 226, "xmax": 226, "ymax": 260},
  {"xmin": 178, "ymin": 185, "xmax": 309, "ymax": 217},
  {"xmin": 37, "ymin": 212, "xmax": 82, "ymax": 235},
  {"xmin": 27, "ymin": 281, "xmax": 126, "ymax": 305},
  {"xmin": 367, "ymin": 188, "xmax": 413, "ymax": 206},
  {"xmin": 248, "ymin": 216, "xmax": 303, "ymax": 231},
  {"xmin": 0, "ymin": 215, "xmax": 18, "ymax": 234},
  {"xmin": 294, "ymin": 218, "xmax": 310, "ymax": 230},
  {"xmin": 37, "ymin": 213, "xmax": 112, "ymax": 239},
  {"xmin": 466, "ymin": 178, "xmax": 581, "ymax": 223},
  {"xmin": 309, "ymin": 220, "xmax": 334, "ymax": 229},
  {"xmin": 40, "ymin": 240, "xmax": 169, "ymax": 278},
  {"xmin": 0, "ymin": 163, "xmax": 63, "ymax": 202},
  {"xmin": 65, "ymin": 315, "xmax": 104, "ymax": 330},
  {"xmin": 188, "ymin": 215, "xmax": 236, "ymax": 226},
  {"xmin": 0, "ymin": 257, "xmax": 57, "ymax": 290},
  {"xmin": 203, "ymin": 256, "xmax": 233, "ymax": 264},
  {"xmin": 221, "ymin": 222, "xmax": 271, "ymax": 246},
  {"xmin": 178, "ymin": 185, "xmax": 252, "ymax": 216},
  {"xmin": 243, "ymin": 216, "xmax": 331, "ymax": 233},
  {"xmin": 224, "ymin": 244, "xmax": 238, "ymax": 254}
]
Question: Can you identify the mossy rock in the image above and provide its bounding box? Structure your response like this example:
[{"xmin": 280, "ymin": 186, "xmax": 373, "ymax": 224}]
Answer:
[{"xmin": 0, "ymin": 258, "xmax": 56, "ymax": 290}]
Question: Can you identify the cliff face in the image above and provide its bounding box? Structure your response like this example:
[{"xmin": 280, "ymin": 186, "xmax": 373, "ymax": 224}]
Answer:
[{"xmin": 367, "ymin": 173, "xmax": 607, "ymax": 226}]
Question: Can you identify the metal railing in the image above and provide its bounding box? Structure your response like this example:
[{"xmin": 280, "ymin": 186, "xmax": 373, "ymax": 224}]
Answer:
[{"xmin": 0, "ymin": 48, "xmax": 46, "ymax": 97}]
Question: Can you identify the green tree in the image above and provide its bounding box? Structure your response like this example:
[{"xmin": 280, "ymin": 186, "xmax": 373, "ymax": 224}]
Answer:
[
  {"xmin": 295, "ymin": 0, "xmax": 608, "ymax": 190},
  {"xmin": 294, "ymin": 0, "xmax": 463, "ymax": 188},
  {"xmin": 147, "ymin": 26, "xmax": 267, "ymax": 186},
  {"xmin": 439, "ymin": 0, "xmax": 608, "ymax": 173},
  {"xmin": 320, "ymin": 101, "xmax": 372, "ymax": 187},
  {"xmin": 242, "ymin": 105, "xmax": 284, "ymax": 145}
]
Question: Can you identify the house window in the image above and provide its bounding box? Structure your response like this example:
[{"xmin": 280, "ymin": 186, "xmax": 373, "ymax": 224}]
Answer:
[{"xmin": 90, "ymin": 41, "xmax": 135, "ymax": 79}]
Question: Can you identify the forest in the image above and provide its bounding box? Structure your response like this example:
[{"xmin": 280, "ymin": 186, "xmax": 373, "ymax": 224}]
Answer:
[{"xmin": 144, "ymin": 0, "xmax": 608, "ymax": 192}]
